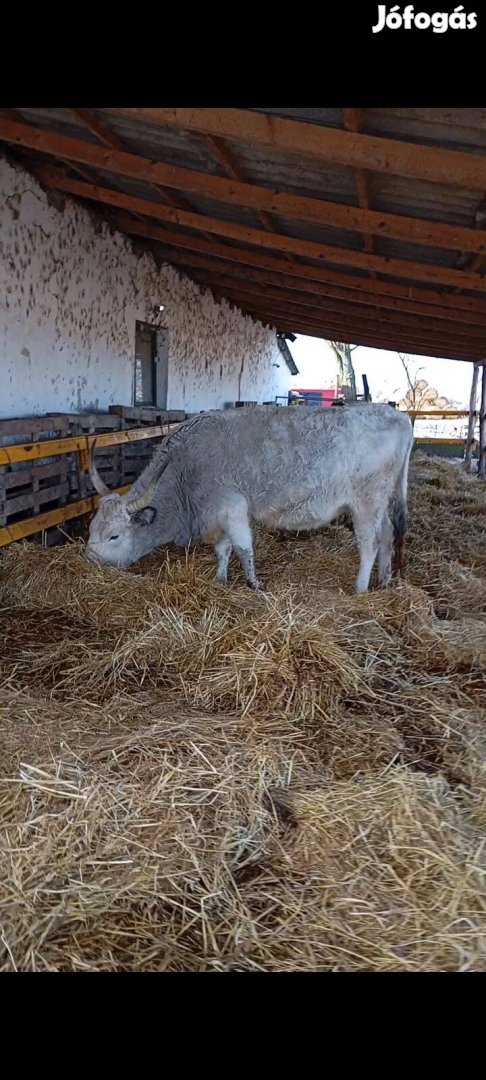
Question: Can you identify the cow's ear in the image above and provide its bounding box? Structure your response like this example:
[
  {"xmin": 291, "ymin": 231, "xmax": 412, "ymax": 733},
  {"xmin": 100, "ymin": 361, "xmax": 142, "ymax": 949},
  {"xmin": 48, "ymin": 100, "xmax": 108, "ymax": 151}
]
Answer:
[{"xmin": 133, "ymin": 506, "xmax": 157, "ymax": 526}]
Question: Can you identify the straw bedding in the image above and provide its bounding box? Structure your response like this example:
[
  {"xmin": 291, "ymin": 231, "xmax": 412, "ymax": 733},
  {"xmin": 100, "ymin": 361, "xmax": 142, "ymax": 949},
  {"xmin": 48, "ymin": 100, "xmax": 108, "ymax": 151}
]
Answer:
[{"xmin": 0, "ymin": 452, "xmax": 485, "ymax": 971}]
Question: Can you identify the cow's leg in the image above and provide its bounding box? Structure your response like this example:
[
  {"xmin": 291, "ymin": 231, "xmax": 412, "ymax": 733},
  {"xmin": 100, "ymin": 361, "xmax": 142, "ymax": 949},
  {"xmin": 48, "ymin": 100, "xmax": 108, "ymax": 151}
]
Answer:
[
  {"xmin": 214, "ymin": 535, "xmax": 233, "ymax": 584},
  {"xmin": 234, "ymin": 542, "xmax": 261, "ymax": 590},
  {"xmin": 352, "ymin": 506, "xmax": 382, "ymax": 594},
  {"xmin": 221, "ymin": 507, "xmax": 261, "ymax": 589},
  {"xmin": 378, "ymin": 510, "xmax": 393, "ymax": 589},
  {"xmin": 233, "ymin": 548, "xmax": 260, "ymax": 591},
  {"xmin": 231, "ymin": 526, "xmax": 261, "ymax": 589}
]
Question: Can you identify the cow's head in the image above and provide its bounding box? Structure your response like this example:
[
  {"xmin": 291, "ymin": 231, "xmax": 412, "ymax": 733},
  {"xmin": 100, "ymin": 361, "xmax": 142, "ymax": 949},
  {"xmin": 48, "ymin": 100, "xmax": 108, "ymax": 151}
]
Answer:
[{"xmin": 85, "ymin": 441, "xmax": 171, "ymax": 567}]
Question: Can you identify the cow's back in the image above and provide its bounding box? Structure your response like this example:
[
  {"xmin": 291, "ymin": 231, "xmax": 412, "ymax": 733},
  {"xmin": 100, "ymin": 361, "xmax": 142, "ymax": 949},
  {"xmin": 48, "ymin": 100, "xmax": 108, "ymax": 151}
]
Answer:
[
  {"xmin": 168, "ymin": 404, "xmax": 411, "ymax": 530},
  {"xmin": 173, "ymin": 403, "xmax": 409, "ymax": 486}
]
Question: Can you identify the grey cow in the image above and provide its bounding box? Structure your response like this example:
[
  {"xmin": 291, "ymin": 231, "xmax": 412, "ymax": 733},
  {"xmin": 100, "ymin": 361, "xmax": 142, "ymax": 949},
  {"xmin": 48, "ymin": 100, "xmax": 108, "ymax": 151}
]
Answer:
[{"xmin": 86, "ymin": 404, "xmax": 413, "ymax": 593}]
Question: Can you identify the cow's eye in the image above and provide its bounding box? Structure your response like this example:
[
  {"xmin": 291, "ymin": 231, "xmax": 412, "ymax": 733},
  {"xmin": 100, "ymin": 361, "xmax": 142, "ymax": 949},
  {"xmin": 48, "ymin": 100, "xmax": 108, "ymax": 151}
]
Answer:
[{"xmin": 109, "ymin": 534, "xmax": 119, "ymax": 541}]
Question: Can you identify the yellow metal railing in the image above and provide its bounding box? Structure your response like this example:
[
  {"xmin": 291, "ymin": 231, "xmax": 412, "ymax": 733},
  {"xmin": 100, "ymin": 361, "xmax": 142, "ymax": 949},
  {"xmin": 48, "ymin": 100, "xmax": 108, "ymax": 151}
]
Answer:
[
  {"xmin": 0, "ymin": 422, "xmax": 182, "ymax": 547},
  {"xmin": 414, "ymin": 437, "xmax": 465, "ymax": 446},
  {"xmin": 407, "ymin": 408, "xmax": 470, "ymax": 448},
  {"xmin": 0, "ymin": 422, "xmax": 182, "ymax": 466},
  {"xmin": 407, "ymin": 409, "xmax": 469, "ymax": 420}
]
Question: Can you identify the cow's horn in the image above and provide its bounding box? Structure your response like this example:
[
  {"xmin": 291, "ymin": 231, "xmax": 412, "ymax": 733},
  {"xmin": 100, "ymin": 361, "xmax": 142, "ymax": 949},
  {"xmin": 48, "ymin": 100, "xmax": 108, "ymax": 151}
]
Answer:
[
  {"xmin": 89, "ymin": 438, "xmax": 110, "ymax": 497},
  {"xmin": 125, "ymin": 454, "xmax": 171, "ymax": 515}
]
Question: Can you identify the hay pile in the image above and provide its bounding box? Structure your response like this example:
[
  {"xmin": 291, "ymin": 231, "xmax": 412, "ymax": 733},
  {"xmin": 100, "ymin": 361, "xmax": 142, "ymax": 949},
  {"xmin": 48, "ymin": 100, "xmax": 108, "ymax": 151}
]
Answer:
[{"xmin": 0, "ymin": 452, "xmax": 485, "ymax": 971}]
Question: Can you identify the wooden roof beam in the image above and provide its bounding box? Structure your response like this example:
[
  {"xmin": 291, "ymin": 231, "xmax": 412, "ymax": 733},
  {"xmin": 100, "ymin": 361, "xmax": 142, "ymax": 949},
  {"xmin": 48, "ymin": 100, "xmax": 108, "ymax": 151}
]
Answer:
[
  {"xmin": 111, "ymin": 213, "xmax": 486, "ymax": 318},
  {"xmin": 202, "ymin": 131, "xmax": 278, "ymax": 236},
  {"xmin": 343, "ymin": 109, "xmax": 374, "ymax": 264},
  {"xmin": 27, "ymin": 167, "xmax": 486, "ymax": 293},
  {"xmin": 0, "ymin": 109, "xmax": 98, "ymax": 209},
  {"xmin": 2, "ymin": 116, "xmax": 486, "ymax": 258},
  {"xmin": 0, "ymin": 109, "xmax": 96, "ymax": 189},
  {"xmin": 70, "ymin": 108, "xmax": 126, "ymax": 152},
  {"xmin": 456, "ymin": 196, "xmax": 486, "ymax": 286},
  {"xmin": 69, "ymin": 108, "xmax": 150, "ymax": 227},
  {"xmin": 244, "ymin": 317, "xmax": 481, "ymax": 360},
  {"xmin": 190, "ymin": 267, "xmax": 483, "ymax": 355},
  {"xmin": 147, "ymin": 241, "xmax": 486, "ymax": 328},
  {"xmin": 69, "ymin": 107, "xmax": 200, "ymax": 222},
  {"xmin": 201, "ymin": 277, "xmax": 486, "ymax": 347},
  {"xmin": 108, "ymin": 108, "xmax": 486, "ymax": 193},
  {"xmin": 75, "ymin": 106, "xmax": 267, "ymax": 237},
  {"xmin": 187, "ymin": 271, "xmax": 486, "ymax": 346},
  {"xmin": 207, "ymin": 275, "xmax": 477, "ymax": 339},
  {"xmin": 239, "ymin": 308, "xmax": 482, "ymax": 361}
]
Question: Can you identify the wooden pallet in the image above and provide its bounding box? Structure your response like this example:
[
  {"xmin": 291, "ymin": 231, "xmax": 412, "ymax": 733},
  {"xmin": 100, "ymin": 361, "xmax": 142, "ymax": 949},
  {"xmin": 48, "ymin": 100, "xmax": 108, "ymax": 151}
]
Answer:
[
  {"xmin": 66, "ymin": 413, "xmax": 123, "ymax": 498},
  {"xmin": 109, "ymin": 405, "xmax": 186, "ymax": 427},
  {"xmin": 0, "ymin": 415, "xmax": 71, "ymax": 527},
  {"xmin": 111, "ymin": 407, "xmax": 186, "ymax": 487},
  {"xmin": 0, "ymin": 407, "xmax": 188, "ymax": 544}
]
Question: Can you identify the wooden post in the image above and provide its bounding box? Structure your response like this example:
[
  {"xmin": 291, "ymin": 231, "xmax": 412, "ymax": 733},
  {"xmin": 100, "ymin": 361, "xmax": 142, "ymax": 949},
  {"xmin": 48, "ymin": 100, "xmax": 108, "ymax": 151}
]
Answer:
[
  {"xmin": 465, "ymin": 362, "xmax": 480, "ymax": 472},
  {"xmin": 479, "ymin": 362, "xmax": 486, "ymax": 478},
  {"xmin": 362, "ymin": 374, "xmax": 371, "ymax": 402}
]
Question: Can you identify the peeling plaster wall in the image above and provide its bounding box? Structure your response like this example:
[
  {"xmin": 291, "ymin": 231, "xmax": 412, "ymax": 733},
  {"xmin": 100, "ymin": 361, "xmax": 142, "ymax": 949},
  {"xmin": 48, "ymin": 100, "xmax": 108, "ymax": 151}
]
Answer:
[{"xmin": 0, "ymin": 157, "xmax": 291, "ymax": 419}]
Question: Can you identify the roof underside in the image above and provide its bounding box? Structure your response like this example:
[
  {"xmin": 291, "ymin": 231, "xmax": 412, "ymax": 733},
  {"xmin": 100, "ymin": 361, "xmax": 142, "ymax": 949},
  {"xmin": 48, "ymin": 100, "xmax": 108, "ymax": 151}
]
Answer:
[{"xmin": 2, "ymin": 107, "xmax": 486, "ymax": 362}]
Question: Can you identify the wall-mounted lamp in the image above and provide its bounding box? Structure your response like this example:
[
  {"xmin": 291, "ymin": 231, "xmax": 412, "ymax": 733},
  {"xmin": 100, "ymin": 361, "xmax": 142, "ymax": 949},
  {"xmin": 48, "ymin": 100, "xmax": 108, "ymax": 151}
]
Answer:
[{"xmin": 154, "ymin": 304, "xmax": 165, "ymax": 314}]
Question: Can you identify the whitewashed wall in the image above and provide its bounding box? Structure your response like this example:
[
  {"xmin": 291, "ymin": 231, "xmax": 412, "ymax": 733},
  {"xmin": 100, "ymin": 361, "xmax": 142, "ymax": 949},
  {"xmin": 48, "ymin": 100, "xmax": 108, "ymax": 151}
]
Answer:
[{"xmin": 0, "ymin": 156, "xmax": 291, "ymax": 419}]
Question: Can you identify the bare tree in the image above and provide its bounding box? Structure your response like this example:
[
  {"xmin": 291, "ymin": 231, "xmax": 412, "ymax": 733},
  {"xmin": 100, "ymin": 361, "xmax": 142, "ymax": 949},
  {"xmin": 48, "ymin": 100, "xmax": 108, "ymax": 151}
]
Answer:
[
  {"xmin": 397, "ymin": 353, "xmax": 422, "ymax": 413},
  {"xmin": 328, "ymin": 341, "xmax": 357, "ymax": 398}
]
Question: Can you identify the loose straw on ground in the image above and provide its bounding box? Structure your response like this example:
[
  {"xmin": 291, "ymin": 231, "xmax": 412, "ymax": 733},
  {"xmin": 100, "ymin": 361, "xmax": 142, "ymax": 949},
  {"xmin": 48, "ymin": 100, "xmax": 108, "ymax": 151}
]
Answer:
[{"xmin": 0, "ymin": 453, "xmax": 485, "ymax": 971}]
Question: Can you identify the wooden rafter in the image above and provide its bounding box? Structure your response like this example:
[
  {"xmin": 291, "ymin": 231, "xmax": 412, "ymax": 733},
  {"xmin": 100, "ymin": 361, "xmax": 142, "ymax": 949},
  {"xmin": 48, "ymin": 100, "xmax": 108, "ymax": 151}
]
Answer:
[
  {"xmin": 112, "ymin": 214, "xmax": 486, "ymax": 318},
  {"xmin": 234, "ymin": 307, "xmax": 483, "ymax": 361},
  {"xmin": 68, "ymin": 109, "xmax": 216, "ymax": 262},
  {"xmin": 197, "ymin": 279, "xmax": 485, "ymax": 349},
  {"xmin": 200, "ymin": 129, "xmax": 294, "ymax": 267},
  {"xmin": 70, "ymin": 108, "xmax": 127, "ymax": 151},
  {"xmin": 183, "ymin": 271, "xmax": 486, "ymax": 347},
  {"xmin": 343, "ymin": 109, "xmax": 374, "ymax": 261},
  {"xmin": 2, "ymin": 117, "xmax": 486, "ymax": 257},
  {"xmin": 197, "ymin": 270, "xmax": 483, "ymax": 357},
  {"xmin": 3, "ymin": 109, "xmax": 486, "ymax": 357},
  {"xmin": 27, "ymin": 167, "xmax": 486, "ymax": 293},
  {"xmin": 0, "ymin": 108, "xmax": 98, "ymax": 193},
  {"xmin": 456, "ymin": 196, "xmax": 486, "ymax": 287},
  {"xmin": 202, "ymin": 132, "xmax": 276, "ymax": 234},
  {"xmin": 147, "ymin": 243, "xmax": 486, "ymax": 329},
  {"xmin": 106, "ymin": 108, "xmax": 486, "ymax": 193},
  {"xmin": 243, "ymin": 320, "xmax": 481, "ymax": 362},
  {"xmin": 70, "ymin": 108, "xmax": 196, "ymax": 218}
]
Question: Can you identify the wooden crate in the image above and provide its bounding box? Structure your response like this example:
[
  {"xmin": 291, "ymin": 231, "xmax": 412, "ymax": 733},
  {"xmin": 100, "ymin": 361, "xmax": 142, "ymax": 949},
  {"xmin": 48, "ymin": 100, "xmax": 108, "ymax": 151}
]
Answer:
[
  {"xmin": 119, "ymin": 438, "xmax": 157, "ymax": 486},
  {"xmin": 0, "ymin": 407, "xmax": 188, "ymax": 545},
  {"xmin": 0, "ymin": 415, "xmax": 71, "ymax": 527},
  {"xmin": 66, "ymin": 413, "xmax": 123, "ymax": 498},
  {"xmin": 109, "ymin": 405, "xmax": 186, "ymax": 427},
  {"xmin": 110, "ymin": 406, "xmax": 186, "ymax": 487}
]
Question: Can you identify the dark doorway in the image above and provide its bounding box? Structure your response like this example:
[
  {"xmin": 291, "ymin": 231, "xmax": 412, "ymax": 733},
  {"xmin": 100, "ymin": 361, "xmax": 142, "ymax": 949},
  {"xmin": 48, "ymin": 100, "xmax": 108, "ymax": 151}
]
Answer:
[{"xmin": 134, "ymin": 323, "xmax": 169, "ymax": 408}]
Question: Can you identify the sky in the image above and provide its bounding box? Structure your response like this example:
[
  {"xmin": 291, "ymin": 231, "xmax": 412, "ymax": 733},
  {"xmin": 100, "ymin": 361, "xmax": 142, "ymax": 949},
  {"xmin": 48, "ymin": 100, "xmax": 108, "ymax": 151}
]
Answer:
[{"xmin": 288, "ymin": 336, "xmax": 475, "ymax": 409}]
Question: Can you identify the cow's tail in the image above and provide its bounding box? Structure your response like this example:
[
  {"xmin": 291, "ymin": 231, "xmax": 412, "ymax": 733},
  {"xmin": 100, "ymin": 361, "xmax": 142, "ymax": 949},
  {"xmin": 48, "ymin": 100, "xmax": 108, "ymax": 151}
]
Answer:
[{"xmin": 392, "ymin": 437, "xmax": 413, "ymax": 577}]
